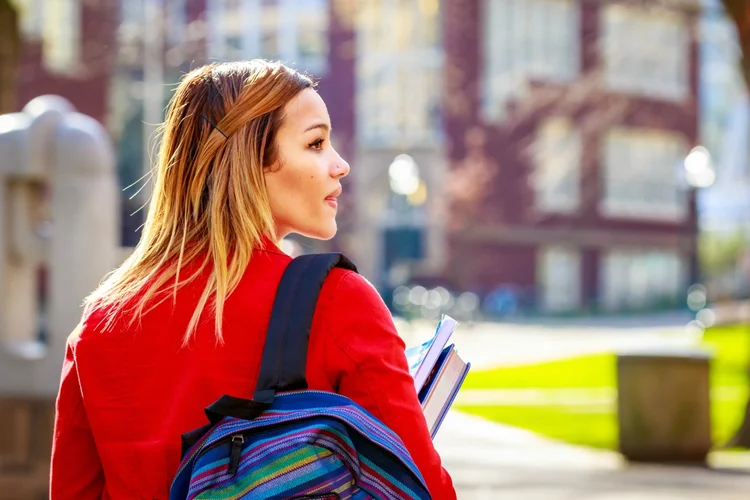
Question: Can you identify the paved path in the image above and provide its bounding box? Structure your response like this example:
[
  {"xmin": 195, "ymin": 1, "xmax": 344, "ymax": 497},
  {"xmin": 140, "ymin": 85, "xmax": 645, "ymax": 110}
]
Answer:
[
  {"xmin": 435, "ymin": 411, "xmax": 750, "ymax": 499},
  {"xmin": 396, "ymin": 314, "xmax": 750, "ymax": 499}
]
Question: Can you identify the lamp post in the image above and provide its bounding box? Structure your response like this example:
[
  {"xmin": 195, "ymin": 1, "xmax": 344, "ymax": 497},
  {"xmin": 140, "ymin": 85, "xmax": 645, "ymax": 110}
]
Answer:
[
  {"xmin": 682, "ymin": 146, "xmax": 716, "ymax": 334},
  {"xmin": 684, "ymin": 145, "xmax": 715, "ymax": 300},
  {"xmin": 388, "ymin": 154, "xmax": 426, "ymax": 207},
  {"xmin": 684, "ymin": 146, "xmax": 716, "ymax": 190},
  {"xmin": 383, "ymin": 154, "xmax": 427, "ymax": 311}
]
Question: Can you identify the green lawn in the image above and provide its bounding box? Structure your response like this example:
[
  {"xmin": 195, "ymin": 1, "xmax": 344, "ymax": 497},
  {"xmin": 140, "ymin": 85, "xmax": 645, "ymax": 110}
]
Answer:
[{"xmin": 456, "ymin": 325, "xmax": 750, "ymax": 451}]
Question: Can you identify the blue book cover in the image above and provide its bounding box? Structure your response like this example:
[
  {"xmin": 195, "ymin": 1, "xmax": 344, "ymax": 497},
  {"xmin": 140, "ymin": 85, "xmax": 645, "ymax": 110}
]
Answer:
[
  {"xmin": 405, "ymin": 315, "xmax": 457, "ymax": 392},
  {"xmin": 417, "ymin": 344, "xmax": 455, "ymax": 404}
]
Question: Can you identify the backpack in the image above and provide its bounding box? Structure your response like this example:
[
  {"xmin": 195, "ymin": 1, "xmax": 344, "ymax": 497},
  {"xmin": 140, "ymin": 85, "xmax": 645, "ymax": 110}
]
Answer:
[{"xmin": 169, "ymin": 253, "xmax": 432, "ymax": 500}]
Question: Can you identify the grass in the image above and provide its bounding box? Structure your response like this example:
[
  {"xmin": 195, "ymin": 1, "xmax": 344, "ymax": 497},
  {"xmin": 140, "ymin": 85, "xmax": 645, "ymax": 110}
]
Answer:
[{"xmin": 456, "ymin": 325, "xmax": 750, "ymax": 451}]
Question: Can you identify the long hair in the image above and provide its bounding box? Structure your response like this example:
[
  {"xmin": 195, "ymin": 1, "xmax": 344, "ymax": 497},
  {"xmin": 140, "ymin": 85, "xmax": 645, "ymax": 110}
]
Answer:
[{"xmin": 86, "ymin": 60, "xmax": 313, "ymax": 343}]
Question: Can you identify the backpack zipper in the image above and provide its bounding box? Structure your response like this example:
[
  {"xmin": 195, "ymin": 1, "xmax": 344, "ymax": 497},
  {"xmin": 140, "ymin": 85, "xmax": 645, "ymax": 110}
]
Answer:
[{"xmin": 227, "ymin": 434, "xmax": 244, "ymax": 475}]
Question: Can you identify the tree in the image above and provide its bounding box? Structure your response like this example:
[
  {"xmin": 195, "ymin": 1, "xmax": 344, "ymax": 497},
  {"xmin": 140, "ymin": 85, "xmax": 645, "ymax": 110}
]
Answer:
[
  {"xmin": 722, "ymin": 1, "xmax": 750, "ymax": 89},
  {"xmin": 700, "ymin": 230, "xmax": 747, "ymax": 282},
  {"xmin": 0, "ymin": 0, "xmax": 19, "ymax": 114},
  {"xmin": 719, "ymin": 0, "xmax": 750, "ymax": 449}
]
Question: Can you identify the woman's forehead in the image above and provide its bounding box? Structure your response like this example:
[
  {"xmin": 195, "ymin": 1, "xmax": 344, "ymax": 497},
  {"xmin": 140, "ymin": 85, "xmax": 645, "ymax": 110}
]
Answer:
[{"xmin": 282, "ymin": 89, "xmax": 330, "ymax": 131}]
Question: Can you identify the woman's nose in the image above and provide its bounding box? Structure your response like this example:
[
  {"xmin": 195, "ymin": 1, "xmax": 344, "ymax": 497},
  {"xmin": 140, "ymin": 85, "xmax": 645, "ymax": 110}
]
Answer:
[{"xmin": 333, "ymin": 154, "xmax": 350, "ymax": 179}]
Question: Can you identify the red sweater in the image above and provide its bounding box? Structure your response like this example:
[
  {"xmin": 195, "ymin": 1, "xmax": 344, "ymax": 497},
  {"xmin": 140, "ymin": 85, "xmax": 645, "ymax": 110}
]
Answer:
[{"xmin": 50, "ymin": 241, "xmax": 456, "ymax": 499}]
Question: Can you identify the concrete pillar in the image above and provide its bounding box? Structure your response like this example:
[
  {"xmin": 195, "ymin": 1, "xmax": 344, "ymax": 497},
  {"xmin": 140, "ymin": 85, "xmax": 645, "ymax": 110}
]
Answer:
[{"xmin": 0, "ymin": 95, "xmax": 119, "ymax": 396}]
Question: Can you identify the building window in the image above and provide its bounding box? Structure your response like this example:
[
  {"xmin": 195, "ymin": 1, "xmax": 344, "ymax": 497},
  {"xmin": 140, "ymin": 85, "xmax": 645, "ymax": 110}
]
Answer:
[
  {"xmin": 210, "ymin": 0, "xmax": 329, "ymax": 75},
  {"xmin": 601, "ymin": 249, "xmax": 686, "ymax": 311},
  {"xmin": 601, "ymin": 128, "xmax": 688, "ymax": 220},
  {"xmin": 356, "ymin": 0, "xmax": 443, "ymax": 148},
  {"xmin": 601, "ymin": 5, "xmax": 689, "ymax": 100},
  {"xmin": 538, "ymin": 247, "xmax": 582, "ymax": 313},
  {"xmin": 482, "ymin": 0, "xmax": 580, "ymax": 122},
  {"xmin": 292, "ymin": 0, "xmax": 329, "ymax": 73},
  {"xmin": 532, "ymin": 117, "xmax": 581, "ymax": 214},
  {"xmin": 15, "ymin": 0, "xmax": 46, "ymax": 38},
  {"xmin": 41, "ymin": 0, "xmax": 81, "ymax": 72}
]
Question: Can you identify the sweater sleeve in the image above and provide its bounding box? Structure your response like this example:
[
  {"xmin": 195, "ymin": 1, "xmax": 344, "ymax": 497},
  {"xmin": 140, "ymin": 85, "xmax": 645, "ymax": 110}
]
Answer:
[
  {"xmin": 50, "ymin": 332, "xmax": 105, "ymax": 499},
  {"xmin": 321, "ymin": 271, "xmax": 456, "ymax": 500}
]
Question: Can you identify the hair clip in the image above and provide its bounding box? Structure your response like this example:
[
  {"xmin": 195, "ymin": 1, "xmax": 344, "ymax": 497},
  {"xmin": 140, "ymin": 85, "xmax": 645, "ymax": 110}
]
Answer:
[{"xmin": 200, "ymin": 113, "xmax": 228, "ymax": 139}]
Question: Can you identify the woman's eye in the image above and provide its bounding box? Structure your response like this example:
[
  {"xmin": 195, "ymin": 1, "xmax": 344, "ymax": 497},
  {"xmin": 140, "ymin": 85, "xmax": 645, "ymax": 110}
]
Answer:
[{"xmin": 309, "ymin": 138, "xmax": 324, "ymax": 150}]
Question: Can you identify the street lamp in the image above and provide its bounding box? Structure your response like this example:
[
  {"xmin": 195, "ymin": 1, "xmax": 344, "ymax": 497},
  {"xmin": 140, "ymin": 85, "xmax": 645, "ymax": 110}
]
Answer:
[
  {"xmin": 683, "ymin": 146, "xmax": 716, "ymax": 336},
  {"xmin": 684, "ymin": 146, "xmax": 716, "ymax": 189},
  {"xmin": 383, "ymin": 154, "xmax": 427, "ymax": 311},
  {"xmin": 388, "ymin": 154, "xmax": 421, "ymax": 196},
  {"xmin": 388, "ymin": 154, "xmax": 428, "ymax": 207}
]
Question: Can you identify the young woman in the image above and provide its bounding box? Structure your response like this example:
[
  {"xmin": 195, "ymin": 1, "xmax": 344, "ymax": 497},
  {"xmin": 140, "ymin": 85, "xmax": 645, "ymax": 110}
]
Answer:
[{"xmin": 50, "ymin": 60, "xmax": 456, "ymax": 499}]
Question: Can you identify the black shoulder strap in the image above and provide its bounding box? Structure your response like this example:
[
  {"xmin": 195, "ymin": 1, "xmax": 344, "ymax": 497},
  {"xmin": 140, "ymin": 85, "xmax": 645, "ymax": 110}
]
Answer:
[
  {"xmin": 253, "ymin": 252, "xmax": 357, "ymax": 403},
  {"xmin": 202, "ymin": 252, "xmax": 357, "ymax": 427}
]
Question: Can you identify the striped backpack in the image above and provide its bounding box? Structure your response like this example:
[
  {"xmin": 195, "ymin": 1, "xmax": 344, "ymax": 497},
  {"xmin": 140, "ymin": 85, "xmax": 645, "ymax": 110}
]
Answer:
[{"xmin": 169, "ymin": 253, "xmax": 432, "ymax": 500}]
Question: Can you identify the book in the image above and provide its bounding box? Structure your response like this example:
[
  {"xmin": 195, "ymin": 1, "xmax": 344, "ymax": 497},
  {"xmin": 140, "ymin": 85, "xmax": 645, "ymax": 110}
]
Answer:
[
  {"xmin": 420, "ymin": 345, "xmax": 470, "ymax": 439},
  {"xmin": 406, "ymin": 315, "xmax": 458, "ymax": 392},
  {"xmin": 405, "ymin": 315, "xmax": 471, "ymax": 439}
]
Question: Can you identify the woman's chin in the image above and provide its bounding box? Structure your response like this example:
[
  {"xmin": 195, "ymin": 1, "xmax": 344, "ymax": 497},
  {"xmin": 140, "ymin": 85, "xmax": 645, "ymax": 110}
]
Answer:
[
  {"xmin": 316, "ymin": 226, "xmax": 338, "ymax": 241},
  {"xmin": 296, "ymin": 222, "xmax": 338, "ymax": 241}
]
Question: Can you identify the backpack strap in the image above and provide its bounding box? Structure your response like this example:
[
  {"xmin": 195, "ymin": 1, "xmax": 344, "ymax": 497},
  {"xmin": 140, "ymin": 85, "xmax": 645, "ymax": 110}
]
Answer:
[
  {"xmin": 254, "ymin": 252, "xmax": 357, "ymax": 403},
  {"xmin": 202, "ymin": 252, "xmax": 357, "ymax": 426}
]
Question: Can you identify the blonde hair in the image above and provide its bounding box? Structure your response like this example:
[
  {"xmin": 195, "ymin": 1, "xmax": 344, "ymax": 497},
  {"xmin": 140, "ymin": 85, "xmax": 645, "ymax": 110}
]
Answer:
[{"xmin": 86, "ymin": 60, "xmax": 313, "ymax": 343}]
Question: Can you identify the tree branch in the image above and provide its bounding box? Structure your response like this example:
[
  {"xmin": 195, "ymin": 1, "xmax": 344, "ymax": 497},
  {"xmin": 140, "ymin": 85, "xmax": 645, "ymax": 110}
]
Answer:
[{"xmin": 721, "ymin": 0, "xmax": 750, "ymax": 89}]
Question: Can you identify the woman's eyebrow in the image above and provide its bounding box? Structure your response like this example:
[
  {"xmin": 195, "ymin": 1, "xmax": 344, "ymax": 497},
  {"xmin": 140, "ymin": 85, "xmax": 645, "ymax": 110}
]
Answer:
[{"xmin": 303, "ymin": 123, "xmax": 331, "ymax": 133}]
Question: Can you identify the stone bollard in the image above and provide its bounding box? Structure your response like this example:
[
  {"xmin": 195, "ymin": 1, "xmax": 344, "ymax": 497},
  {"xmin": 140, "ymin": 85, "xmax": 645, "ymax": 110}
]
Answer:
[{"xmin": 616, "ymin": 347, "xmax": 713, "ymax": 464}]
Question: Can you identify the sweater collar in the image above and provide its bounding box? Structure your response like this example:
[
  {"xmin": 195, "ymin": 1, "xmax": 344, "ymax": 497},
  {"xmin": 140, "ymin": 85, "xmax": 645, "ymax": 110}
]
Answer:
[{"xmin": 256, "ymin": 234, "xmax": 288, "ymax": 256}]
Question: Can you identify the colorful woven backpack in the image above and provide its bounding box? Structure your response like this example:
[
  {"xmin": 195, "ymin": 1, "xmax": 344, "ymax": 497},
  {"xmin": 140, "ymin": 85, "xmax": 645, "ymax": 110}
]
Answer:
[{"xmin": 169, "ymin": 253, "xmax": 431, "ymax": 499}]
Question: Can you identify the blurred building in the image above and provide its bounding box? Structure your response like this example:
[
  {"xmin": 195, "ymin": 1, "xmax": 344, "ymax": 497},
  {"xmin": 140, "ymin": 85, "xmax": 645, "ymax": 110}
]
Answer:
[
  {"xmin": 440, "ymin": 0, "xmax": 701, "ymax": 314},
  {"xmin": 11, "ymin": 0, "xmax": 117, "ymax": 123}
]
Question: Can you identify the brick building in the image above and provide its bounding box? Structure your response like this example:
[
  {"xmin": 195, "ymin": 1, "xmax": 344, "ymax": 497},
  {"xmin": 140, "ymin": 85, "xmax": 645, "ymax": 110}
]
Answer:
[{"xmin": 439, "ymin": 0, "xmax": 701, "ymax": 313}]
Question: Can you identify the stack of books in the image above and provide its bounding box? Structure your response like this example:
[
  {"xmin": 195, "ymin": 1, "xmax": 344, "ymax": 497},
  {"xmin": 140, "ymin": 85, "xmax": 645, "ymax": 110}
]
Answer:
[{"xmin": 406, "ymin": 315, "xmax": 470, "ymax": 439}]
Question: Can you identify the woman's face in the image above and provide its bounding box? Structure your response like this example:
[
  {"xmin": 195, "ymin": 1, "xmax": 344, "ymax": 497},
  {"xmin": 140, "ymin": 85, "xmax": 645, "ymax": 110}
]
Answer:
[{"xmin": 264, "ymin": 88, "xmax": 350, "ymax": 241}]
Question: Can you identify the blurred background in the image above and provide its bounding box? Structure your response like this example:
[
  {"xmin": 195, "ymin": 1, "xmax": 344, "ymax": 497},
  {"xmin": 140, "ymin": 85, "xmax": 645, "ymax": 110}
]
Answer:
[{"xmin": 2, "ymin": 0, "xmax": 750, "ymax": 498}]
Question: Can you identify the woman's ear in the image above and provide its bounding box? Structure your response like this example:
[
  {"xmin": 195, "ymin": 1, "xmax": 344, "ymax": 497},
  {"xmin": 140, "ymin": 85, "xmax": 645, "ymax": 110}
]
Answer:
[{"xmin": 263, "ymin": 158, "xmax": 283, "ymax": 174}]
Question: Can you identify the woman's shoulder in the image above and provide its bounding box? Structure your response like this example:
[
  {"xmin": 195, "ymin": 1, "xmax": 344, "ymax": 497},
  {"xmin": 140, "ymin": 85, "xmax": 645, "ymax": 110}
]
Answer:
[
  {"xmin": 314, "ymin": 267, "xmax": 403, "ymax": 370},
  {"xmin": 67, "ymin": 299, "xmax": 119, "ymax": 346},
  {"xmin": 318, "ymin": 267, "xmax": 394, "ymax": 336},
  {"xmin": 322, "ymin": 268, "xmax": 385, "ymax": 307}
]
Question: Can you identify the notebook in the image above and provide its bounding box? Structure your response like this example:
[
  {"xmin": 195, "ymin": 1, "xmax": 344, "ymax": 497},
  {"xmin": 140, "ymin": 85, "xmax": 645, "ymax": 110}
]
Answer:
[{"xmin": 405, "ymin": 315, "xmax": 471, "ymax": 438}]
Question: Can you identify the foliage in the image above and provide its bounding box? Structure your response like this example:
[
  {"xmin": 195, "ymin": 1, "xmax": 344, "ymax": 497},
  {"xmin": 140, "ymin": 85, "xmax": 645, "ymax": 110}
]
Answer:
[{"xmin": 699, "ymin": 230, "xmax": 748, "ymax": 278}]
